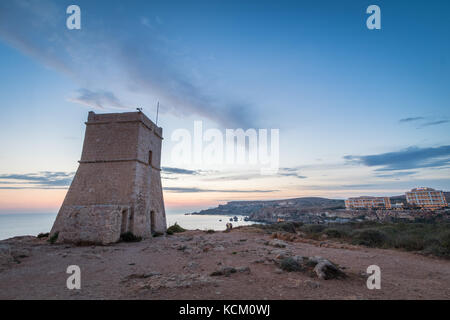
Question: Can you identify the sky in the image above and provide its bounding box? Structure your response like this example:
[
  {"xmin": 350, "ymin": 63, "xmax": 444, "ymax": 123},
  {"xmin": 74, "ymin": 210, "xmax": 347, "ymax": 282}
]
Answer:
[{"xmin": 0, "ymin": 0, "xmax": 449, "ymax": 214}]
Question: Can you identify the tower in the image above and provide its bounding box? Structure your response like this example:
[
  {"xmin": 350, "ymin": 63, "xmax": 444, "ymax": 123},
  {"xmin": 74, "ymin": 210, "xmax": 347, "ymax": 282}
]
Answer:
[{"xmin": 50, "ymin": 111, "xmax": 166, "ymax": 244}]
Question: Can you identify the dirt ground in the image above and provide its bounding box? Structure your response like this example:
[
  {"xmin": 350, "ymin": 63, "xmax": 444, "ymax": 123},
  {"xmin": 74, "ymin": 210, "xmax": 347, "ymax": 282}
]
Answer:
[{"xmin": 0, "ymin": 227, "xmax": 449, "ymax": 300}]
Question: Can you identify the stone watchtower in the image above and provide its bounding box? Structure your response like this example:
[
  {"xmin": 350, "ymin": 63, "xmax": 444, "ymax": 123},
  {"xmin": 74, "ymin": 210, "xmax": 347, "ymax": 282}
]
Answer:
[{"xmin": 50, "ymin": 111, "xmax": 166, "ymax": 244}]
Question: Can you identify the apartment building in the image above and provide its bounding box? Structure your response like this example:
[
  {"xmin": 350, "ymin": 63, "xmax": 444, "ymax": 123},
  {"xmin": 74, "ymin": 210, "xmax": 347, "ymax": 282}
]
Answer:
[
  {"xmin": 345, "ymin": 196, "xmax": 391, "ymax": 209},
  {"xmin": 405, "ymin": 187, "xmax": 447, "ymax": 209}
]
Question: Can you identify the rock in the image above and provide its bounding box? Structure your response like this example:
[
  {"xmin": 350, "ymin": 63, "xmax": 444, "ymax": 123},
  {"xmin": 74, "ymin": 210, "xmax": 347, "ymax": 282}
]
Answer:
[
  {"xmin": 81, "ymin": 253, "xmax": 102, "ymax": 259},
  {"xmin": 313, "ymin": 260, "xmax": 346, "ymax": 280},
  {"xmin": 278, "ymin": 257, "xmax": 304, "ymax": 272},
  {"xmin": 308, "ymin": 256, "xmax": 324, "ymax": 264},
  {"xmin": 210, "ymin": 266, "xmax": 237, "ymax": 277},
  {"xmin": 177, "ymin": 245, "xmax": 189, "ymax": 251},
  {"xmin": 252, "ymin": 259, "xmax": 265, "ymax": 264},
  {"xmin": 268, "ymin": 239, "xmax": 288, "ymax": 248},
  {"xmin": 210, "ymin": 266, "xmax": 250, "ymax": 276},
  {"xmin": 292, "ymin": 255, "xmax": 307, "ymax": 264},
  {"xmin": 125, "ymin": 271, "xmax": 161, "ymax": 280},
  {"xmin": 359, "ymin": 271, "xmax": 368, "ymax": 278},
  {"xmin": 137, "ymin": 273, "xmax": 215, "ymax": 290},
  {"xmin": 11, "ymin": 248, "xmax": 30, "ymax": 260},
  {"xmin": 275, "ymin": 255, "xmax": 346, "ymax": 280},
  {"xmin": 274, "ymin": 268, "xmax": 283, "ymax": 274},
  {"xmin": 213, "ymin": 245, "xmax": 225, "ymax": 251},
  {"xmin": 0, "ymin": 244, "xmax": 14, "ymax": 270},
  {"xmin": 236, "ymin": 266, "xmax": 251, "ymax": 274},
  {"xmin": 272, "ymin": 249, "xmax": 292, "ymax": 260},
  {"xmin": 185, "ymin": 261, "xmax": 199, "ymax": 270},
  {"xmin": 304, "ymin": 280, "xmax": 320, "ymax": 289}
]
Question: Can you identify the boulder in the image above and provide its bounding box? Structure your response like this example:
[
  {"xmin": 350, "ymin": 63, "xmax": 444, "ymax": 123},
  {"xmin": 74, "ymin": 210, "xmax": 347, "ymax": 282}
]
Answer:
[
  {"xmin": 275, "ymin": 255, "xmax": 346, "ymax": 279},
  {"xmin": 236, "ymin": 266, "xmax": 251, "ymax": 274},
  {"xmin": 312, "ymin": 259, "xmax": 346, "ymax": 280},
  {"xmin": 272, "ymin": 249, "xmax": 292, "ymax": 260},
  {"xmin": 292, "ymin": 255, "xmax": 307, "ymax": 264},
  {"xmin": 278, "ymin": 257, "xmax": 304, "ymax": 272},
  {"xmin": 268, "ymin": 239, "xmax": 288, "ymax": 248}
]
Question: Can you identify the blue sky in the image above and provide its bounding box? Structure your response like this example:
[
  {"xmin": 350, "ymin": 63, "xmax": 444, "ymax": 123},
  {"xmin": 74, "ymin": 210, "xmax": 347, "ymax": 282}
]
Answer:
[{"xmin": 0, "ymin": 0, "xmax": 449, "ymax": 213}]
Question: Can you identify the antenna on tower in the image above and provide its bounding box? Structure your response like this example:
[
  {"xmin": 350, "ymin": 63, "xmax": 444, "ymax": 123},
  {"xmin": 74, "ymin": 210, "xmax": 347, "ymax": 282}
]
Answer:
[{"xmin": 156, "ymin": 101, "xmax": 160, "ymax": 126}]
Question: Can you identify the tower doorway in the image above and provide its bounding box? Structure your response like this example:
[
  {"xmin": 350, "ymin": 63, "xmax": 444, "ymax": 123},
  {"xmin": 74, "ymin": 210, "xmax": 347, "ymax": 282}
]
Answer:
[
  {"xmin": 150, "ymin": 210, "xmax": 156, "ymax": 234},
  {"xmin": 121, "ymin": 209, "xmax": 129, "ymax": 233}
]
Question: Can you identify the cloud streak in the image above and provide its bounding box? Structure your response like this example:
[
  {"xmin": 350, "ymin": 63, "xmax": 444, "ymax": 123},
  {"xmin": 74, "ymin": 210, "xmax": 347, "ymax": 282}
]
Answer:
[
  {"xmin": 161, "ymin": 167, "xmax": 200, "ymax": 175},
  {"xmin": 344, "ymin": 145, "xmax": 450, "ymax": 171},
  {"xmin": 163, "ymin": 187, "xmax": 278, "ymax": 193},
  {"xmin": 419, "ymin": 120, "xmax": 449, "ymax": 128},
  {"xmin": 203, "ymin": 167, "xmax": 307, "ymax": 182},
  {"xmin": 399, "ymin": 116, "xmax": 449, "ymax": 128},
  {"xmin": 68, "ymin": 89, "xmax": 129, "ymax": 110},
  {"xmin": 399, "ymin": 117, "xmax": 424, "ymax": 123},
  {"xmin": 0, "ymin": 171, "xmax": 74, "ymax": 189}
]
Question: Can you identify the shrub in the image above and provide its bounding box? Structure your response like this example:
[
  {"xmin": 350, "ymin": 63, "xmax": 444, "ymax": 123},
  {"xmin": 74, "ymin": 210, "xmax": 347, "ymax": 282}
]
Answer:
[
  {"xmin": 48, "ymin": 232, "xmax": 59, "ymax": 244},
  {"xmin": 324, "ymin": 228, "xmax": 346, "ymax": 238},
  {"xmin": 120, "ymin": 232, "xmax": 142, "ymax": 242},
  {"xmin": 271, "ymin": 231, "xmax": 297, "ymax": 242},
  {"xmin": 166, "ymin": 223, "xmax": 186, "ymax": 234},
  {"xmin": 301, "ymin": 224, "xmax": 326, "ymax": 234},
  {"xmin": 37, "ymin": 232, "xmax": 49, "ymax": 239},
  {"xmin": 279, "ymin": 257, "xmax": 303, "ymax": 272},
  {"xmin": 250, "ymin": 222, "xmax": 300, "ymax": 233},
  {"xmin": 439, "ymin": 231, "xmax": 450, "ymax": 251},
  {"xmin": 393, "ymin": 233, "xmax": 424, "ymax": 251},
  {"xmin": 352, "ymin": 229, "xmax": 387, "ymax": 247},
  {"xmin": 205, "ymin": 229, "xmax": 215, "ymax": 234},
  {"xmin": 279, "ymin": 222, "xmax": 297, "ymax": 233},
  {"xmin": 422, "ymin": 244, "xmax": 448, "ymax": 257},
  {"xmin": 152, "ymin": 232, "xmax": 163, "ymax": 237}
]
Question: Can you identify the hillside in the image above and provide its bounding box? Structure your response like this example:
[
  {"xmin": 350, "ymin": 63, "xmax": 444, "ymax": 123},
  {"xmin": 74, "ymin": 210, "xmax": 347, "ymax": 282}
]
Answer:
[{"xmin": 190, "ymin": 197, "xmax": 345, "ymax": 218}]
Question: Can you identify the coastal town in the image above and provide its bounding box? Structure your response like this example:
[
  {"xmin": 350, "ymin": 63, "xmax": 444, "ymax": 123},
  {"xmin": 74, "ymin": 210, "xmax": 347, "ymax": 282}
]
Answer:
[{"xmin": 191, "ymin": 187, "xmax": 449, "ymax": 224}]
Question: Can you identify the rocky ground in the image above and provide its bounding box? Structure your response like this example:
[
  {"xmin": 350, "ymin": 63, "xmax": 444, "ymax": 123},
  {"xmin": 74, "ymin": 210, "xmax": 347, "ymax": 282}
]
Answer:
[{"xmin": 0, "ymin": 227, "xmax": 449, "ymax": 299}]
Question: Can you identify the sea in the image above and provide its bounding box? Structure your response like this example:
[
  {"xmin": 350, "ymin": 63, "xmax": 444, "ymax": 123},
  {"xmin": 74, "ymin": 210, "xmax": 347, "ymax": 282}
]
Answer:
[{"xmin": 0, "ymin": 213, "xmax": 259, "ymax": 241}]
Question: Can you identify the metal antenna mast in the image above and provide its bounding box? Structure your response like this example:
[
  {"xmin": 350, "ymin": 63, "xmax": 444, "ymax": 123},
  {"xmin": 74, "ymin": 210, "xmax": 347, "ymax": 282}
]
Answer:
[{"xmin": 156, "ymin": 101, "xmax": 160, "ymax": 125}]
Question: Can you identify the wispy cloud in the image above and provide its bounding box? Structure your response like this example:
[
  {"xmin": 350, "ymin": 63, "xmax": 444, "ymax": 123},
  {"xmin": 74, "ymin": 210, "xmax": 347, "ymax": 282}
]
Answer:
[
  {"xmin": 161, "ymin": 167, "xmax": 200, "ymax": 175},
  {"xmin": 68, "ymin": 89, "xmax": 129, "ymax": 110},
  {"xmin": 0, "ymin": 0, "xmax": 257, "ymax": 127},
  {"xmin": 399, "ymin": 116, "xmax": 449, "ymax": 128},
  {"xmin": 399, "ymin": 117, "xmax": 424, "ymax": 123},
  {"xmin": 419, "ymin": 120, "xmax": 449, "ymax": 128},
  {"xmin": 344, "ymin": 145, "xmax": 450, "ymax": 171},
  {"xmin": 163, "ymin": 187, "xmax": 277, "ymax": 193},
  {"xmin": 278, "ymin": 167, "xmax": 307, "ymax": 179},
  {"xmin": 375, "ymin": 171, "xmax": 417, "ymax": 178},
  {"xmin": 203, "ymin": 167, "xmax": 307, "ymax": 181},
  {"xmin": 0, "ymin": 171, "xmax": 74, "ymax": 189}
]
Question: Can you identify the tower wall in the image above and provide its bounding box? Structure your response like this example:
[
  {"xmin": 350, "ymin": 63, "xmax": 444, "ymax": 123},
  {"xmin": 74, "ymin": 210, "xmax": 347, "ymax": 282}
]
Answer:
[{"xmin": 50, "ymin": 111, "xmax": 166, "ymax": 244}]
